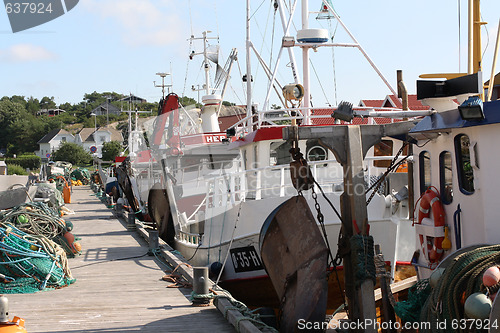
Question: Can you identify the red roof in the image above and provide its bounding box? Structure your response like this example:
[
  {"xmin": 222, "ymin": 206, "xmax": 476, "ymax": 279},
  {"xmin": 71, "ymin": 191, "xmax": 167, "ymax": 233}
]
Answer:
[
  {"xmin": 360, "ymin": 95, "xmax": 430, "ymax": 111},
  {"xmin": 219, "ymin": 114, "xmax": 245, "ymax": 131},
  {"xmin": 359, "ymin": 99, "xmax": 384, "ymax": 108}
]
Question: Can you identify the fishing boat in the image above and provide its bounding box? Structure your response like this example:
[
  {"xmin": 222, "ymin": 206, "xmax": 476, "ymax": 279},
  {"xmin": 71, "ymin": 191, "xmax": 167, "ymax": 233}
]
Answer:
[
  {"xmin": 283, "ymin": 0, "xmax": 500, "ymax": 330},
  {"xmin": 398, "ymin": 1, "xmax": 500, "ymax": 328},
  {"xmin": 115, "ymin": 1, "xmax": 445, "ymax": 320}
]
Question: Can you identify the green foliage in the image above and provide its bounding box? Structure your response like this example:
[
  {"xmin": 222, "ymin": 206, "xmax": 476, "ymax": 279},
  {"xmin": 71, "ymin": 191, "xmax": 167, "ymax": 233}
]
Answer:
[
  {"xmin": 40, "ymin": 96, "xmax": 56, "ymax": 110},
  {"xmin": 179, "ymin": 96, "xmax": 198, "ymax": 108},
  {"xmin": 222, "ymin": 101, "xmax": 236, "ymax": 107},
  {"xmin": 101, "ymin": 141, "xmax": 123, "ymax": 162},
  {"xmin": 6, "ymin": 164, "xmax": 27, "ymax": 175},
  {"xmin": 4, "ymin": 155, "xmax": 41, "ymax": 170},
  {"xmin": 0, "ymin": 92, "xmax": 237, "ymax": 157},
  {"xmin": 52, "ymin": 142, "xmax": 92, "ymax": 165}
]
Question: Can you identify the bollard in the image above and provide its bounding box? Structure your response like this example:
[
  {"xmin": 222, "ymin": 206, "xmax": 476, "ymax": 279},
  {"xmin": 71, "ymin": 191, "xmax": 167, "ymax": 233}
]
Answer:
[
  {"xmin": 127, "ymin": 210, "xmax": 136, "ymax": 230},
  {"xmin": 0, "ymin": 295, "xmax": 27, "ymax": 332},
  {"xmin": 192, "ymin": 267, "xmax": 211, "ymax": 306},
  {"xmin": 0, "ymin": 295, "xmax": 8, "ymax": 322},
  {"xmin": 106, "ymin": 195, "xmax": 112, "ymax": 207},
  {"xmin": 148, "ymin": 229, "xmax": 159, "ymax": 255},
  {"xmin": 115, "ymin": 198, "xmax": 124, "ymax": 218}
]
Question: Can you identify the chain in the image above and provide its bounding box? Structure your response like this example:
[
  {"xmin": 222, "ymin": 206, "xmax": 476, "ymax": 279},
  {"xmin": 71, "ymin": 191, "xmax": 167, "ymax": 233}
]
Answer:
[
  {"xmin": 366, "ymin": 141, "xmax": 409, "ymax": 205},
  {"xmin": 311, "ymin": 186, "xmax": 346, "ymax": 310}
]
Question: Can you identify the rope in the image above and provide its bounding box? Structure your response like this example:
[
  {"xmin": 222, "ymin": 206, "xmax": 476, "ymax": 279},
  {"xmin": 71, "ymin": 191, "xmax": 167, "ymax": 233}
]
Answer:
[
  {"xmin": 213, "ymin": 287, "xmax": 279, "ymax": 333},
  {"xmin": 0, "ymin": 202, "xmax": 77, "ymax": 256},
  {"xmin": 349, "ymin": 235, "xmax": 376, "ymax": 287},
  {"xmin": 366, "ymin": 141, "xmax": 409, "ymax": 205},
  {"xmin": 0, "ymin": 224, "xmax": 74, "ymax": 293},
  {"xmin": 419, "ymin": 245, "xmax": 500, "ymax": 331}
]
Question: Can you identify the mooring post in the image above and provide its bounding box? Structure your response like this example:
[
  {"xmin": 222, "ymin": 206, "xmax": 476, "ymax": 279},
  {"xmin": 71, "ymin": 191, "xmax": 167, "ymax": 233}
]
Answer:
[
  {"xmin": 192, "ymin": 267, "xmax": 211, "ymax": 306},
  {"xmin": 148, "ymin": 229, "xmax": 159, "ymax": 254},
  {"xmin": 127, "ymin": 209, "xmax": 136, "ymax": 230},
  {"xmin": 115, "ymin": 198, "xmax": 124, "ymax": 218}
]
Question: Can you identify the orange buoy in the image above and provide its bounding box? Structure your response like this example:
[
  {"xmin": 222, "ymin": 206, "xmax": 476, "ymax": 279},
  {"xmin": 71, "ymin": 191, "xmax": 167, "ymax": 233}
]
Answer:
[
  {"xmin": 73, "ymin": 242, "xmax": 82, "ymax": 252},
  {"xmin": 63, "ymin": 186, "xmax": 71, "ymax": 204}
]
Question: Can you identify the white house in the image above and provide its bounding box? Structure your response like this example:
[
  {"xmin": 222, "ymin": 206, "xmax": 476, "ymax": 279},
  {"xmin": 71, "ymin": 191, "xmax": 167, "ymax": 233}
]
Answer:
[
  {"xmin": 36, "ymin": 129, "xmax": 75, "ymax": 162},
  {"xmin": 75, "ymin": 126, "xmax": 123, "ymax": 158}
]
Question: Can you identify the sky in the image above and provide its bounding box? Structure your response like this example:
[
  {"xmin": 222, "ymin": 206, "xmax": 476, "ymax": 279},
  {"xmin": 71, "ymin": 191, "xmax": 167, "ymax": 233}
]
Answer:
[{"xmin": 0, "ymin": 0, "xmax": 499, "ymax": 109}]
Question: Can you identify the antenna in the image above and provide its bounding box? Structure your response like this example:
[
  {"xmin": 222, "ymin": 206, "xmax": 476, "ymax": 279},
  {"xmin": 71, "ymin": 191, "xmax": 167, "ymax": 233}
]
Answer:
[
  {"xmin": 154, "ymin": 72, "xmax": 172, "ymax": 99},
  {"xmin": 188, "ymin": 31, "xmax": 219, "ymax": 96}
]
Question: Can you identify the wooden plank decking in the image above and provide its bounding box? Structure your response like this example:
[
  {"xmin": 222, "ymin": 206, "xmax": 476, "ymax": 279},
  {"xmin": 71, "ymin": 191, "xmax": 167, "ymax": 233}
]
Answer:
[{"xmin": 7, "ymin": 186, "xmax": 235, "ymax": 333}]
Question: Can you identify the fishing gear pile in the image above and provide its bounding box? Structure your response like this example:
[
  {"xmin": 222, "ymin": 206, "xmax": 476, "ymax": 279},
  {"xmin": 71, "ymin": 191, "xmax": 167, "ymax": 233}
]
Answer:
[
  {"xmin": 0, "ymin": 223, "xmax": 75, "ymax": 293},
  {"xmin": 0, "ymin": 202, "xmax": 81, "ymax": 257}
]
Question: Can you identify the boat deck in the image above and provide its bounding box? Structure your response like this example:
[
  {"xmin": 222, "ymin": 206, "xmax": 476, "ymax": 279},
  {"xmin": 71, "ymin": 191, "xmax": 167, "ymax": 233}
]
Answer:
[{"xmin": 7, "ymin": 186, "xmax": 235, "ymax": 333}]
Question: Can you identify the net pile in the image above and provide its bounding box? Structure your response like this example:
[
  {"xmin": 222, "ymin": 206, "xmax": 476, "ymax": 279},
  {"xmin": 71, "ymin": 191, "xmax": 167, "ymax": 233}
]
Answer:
[
  {"xmin": 70, "ymin": 168, "xmax": 91, "ymax": 185},
  {"xmin": 0, "ymin": 223, "xmax": 74, "ymax": 294},
  {"xmin": 0, "ymin": 202, "xmax": 81, "ymax": 257},
  {"xmin": 419, "ymin": 245, "xmax": 500, "ymax": 332}
]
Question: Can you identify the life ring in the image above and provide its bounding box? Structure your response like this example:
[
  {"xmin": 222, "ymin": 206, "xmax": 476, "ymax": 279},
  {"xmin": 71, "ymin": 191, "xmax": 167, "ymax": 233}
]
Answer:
[{"xmin": 416, "ymin": 188, "xmax": 446, "ymax": 265}]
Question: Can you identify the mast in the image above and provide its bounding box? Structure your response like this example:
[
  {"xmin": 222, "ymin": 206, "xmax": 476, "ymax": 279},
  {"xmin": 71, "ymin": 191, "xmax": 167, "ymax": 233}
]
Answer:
[
  {"xmin": 301, "ymin": 0, "xmax": 311, "ymax": 125},
  {"xmin": 246, "ymin": 0, "xmax": 253, "ymax": 131},
  {"xmin": 468, "ymin": 0, "xmax": 486, "ymax": 74}
]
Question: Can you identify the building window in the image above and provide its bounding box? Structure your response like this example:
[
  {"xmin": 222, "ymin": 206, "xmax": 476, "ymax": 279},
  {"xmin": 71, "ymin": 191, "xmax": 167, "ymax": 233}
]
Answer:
[
  {"xmin": 454, "ymin": 134, "xmax": 474, "ymax": 194},
  {"xmin": 373, "ymin": 140, "xmax": 393, "ymax": 168},
  {"xmin": 419, "ymin": 151, "xmax": 431, "ymax": 194},
  {"xmin": 439, "ymin": 151, "xmax": 453, "ymax": 204},
  {"xmin": 100, "ymin": 136, "xmax": 106, "ymax": 143},
  {"xmin": 61, "ymin": 137, "xmax": 66, "ymax": 142}
]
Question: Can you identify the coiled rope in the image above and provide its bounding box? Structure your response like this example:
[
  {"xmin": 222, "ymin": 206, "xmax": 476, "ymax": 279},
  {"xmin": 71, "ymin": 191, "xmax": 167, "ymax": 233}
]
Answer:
[{"xmin": 419, "ymin": 245, "xmax": 500, "ymax": 332}]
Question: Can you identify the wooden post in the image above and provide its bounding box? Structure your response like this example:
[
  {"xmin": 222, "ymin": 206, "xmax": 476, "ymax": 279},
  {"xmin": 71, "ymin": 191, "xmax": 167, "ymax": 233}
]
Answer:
[{"xmin": 343, "ymin": 126, "xmax": 377, "ymax": 332}]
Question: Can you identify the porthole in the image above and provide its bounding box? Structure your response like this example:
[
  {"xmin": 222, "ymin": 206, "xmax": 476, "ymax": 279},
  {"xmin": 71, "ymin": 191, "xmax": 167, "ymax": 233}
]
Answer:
[{"xmin": 306, "ymin": 145, "xmax": 327, "ymax": 162}]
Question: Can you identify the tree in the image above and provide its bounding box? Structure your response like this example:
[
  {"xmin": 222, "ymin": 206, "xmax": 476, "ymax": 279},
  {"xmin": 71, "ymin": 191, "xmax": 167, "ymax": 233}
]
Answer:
[
  {"xmin": 52, "ymin": 142, "xmax": 92, "ymax": 165},
  {"xmin": 101, "ymin": 141, "xmax": 123, "ymax": 162},
  {"xmin": 40, "ymin": 96, "xmax": 56, "ymax": 110},
  {"xmin": 179, "ymin": 96, "xmax": 198, "ymax": 108},
  {"xmin": 26, "ymin": 97, "xmax": 40, "ymax": 116}
]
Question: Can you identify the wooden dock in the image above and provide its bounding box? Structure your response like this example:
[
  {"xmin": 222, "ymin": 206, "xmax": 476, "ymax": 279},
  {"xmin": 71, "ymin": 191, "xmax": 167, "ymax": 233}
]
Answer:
[{"xmin": 7, "ymin": 186, "xmax": 236, "ymax": 333}]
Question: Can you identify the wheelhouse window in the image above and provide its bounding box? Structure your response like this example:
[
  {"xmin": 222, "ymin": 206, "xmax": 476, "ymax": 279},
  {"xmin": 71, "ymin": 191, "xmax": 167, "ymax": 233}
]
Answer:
[
  {"xmin": 454, "ymin": 134, "xmax": 474, "ymax": 194},
  {"xmin": 419, "ymin": 151, "xmax": 431, "ymax": 194},
  {"xmin": 270, "ymin": 141, "xmax": 291, "ymax": 166},
  {"xmin": 439, "ymin": 151, "xmax": 453, "ymax": 204},
  {"xmin": 373, "ymin": 140, "xmax": 393, "ymax": 168}
]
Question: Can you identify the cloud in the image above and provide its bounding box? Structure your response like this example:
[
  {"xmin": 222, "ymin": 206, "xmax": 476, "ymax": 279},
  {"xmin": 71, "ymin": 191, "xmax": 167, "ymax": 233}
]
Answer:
[
  {"xmin": 82, "ymin": 0, "xmax": 186, "ymax": 47},
  {"xmin": 0, "ymin": 44, "xmax": 58, "ymax": 63}
]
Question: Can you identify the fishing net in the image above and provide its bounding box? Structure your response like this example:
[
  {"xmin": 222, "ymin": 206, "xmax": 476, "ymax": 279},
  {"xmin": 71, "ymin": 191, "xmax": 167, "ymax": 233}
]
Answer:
[
  {"xmin": 70, "ymin": 168, "xmax": 91, "ymax": 185},
  {"xmin": 394, "ymin": 279, "xmax": 431, "ymax": 322},
  {"xmin": 417, "ymin": 245, "xmax": 500, "ymax": 332},
  {"xmin": 0, "ymin": 224, "xmax": 74, "ymax": 294},
  {"xmin": 0, "ymin": 202, "xmax": 81, "ymax": 257}
]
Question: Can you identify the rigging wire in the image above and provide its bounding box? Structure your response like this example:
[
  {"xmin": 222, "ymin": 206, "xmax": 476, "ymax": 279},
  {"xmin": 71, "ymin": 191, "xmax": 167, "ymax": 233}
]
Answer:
[
  {"xmin": 214, "ymin": 1, "xmax": 220, "ymax": 37},
  {"xmin": 310, "ymin": 58, "xmax": 331, "ymax": 106},
  {"xmin": 481, "ymin": 13, "xmax": 490, "ymax": 65},
  {"xmin": 249, "ymin": 0, "xmax": 267, "ymax": 21},
  {"xmin": 270, "ymin": 1, "xmax": 278, "ymax": 67},
  {"xmin": 329, "ymin": 20, "xmax": 339, "ymax": 105},
  {"xmin": 188, "ymin": 0, "xmax": 194, "ymax": 36},
  {"xmin": 182, "ymin": 38, "xmax": 193, "ymax": 97},
  {"xmin": 458, "ymin": 0, "xmax": 461, "ymax": 73},
  {"xmin": 251, "ymin": 0, "xmax": 274, "ymax": 94},
  {"xmin": 235, "ymin": 57, "xmax": 247, "ymax": 103}
]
